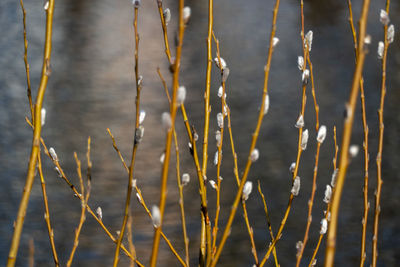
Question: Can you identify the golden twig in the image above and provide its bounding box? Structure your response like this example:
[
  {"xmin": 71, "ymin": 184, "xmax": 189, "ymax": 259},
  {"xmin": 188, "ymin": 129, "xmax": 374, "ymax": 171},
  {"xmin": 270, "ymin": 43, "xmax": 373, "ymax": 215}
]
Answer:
[
  {"xmin": 107, "ymin": 128, "xmax": 186, "ymax": 266},
  {"xmin": 295, "ymin": 52, "xmax": 321, "ymax": 267},
  {"xmin": 66, "ymin": 151, "xmax": 91, "ymax": 267},
  {"xmin": 149, "ymin": 0, "xmax": 188, "ymax": 265},
  {"xmin": 39, "ymin": 139, "xmax": 144, "ymax": 267},
  {"xmin": 346, "ymin": 1, "xmax": 370, "ymax": 265},
  {"xmin": 19, "ymin": 0, "xmax": 33, "ymax": 119},
  {"xmin": 308, "ymin": 127, "xmax": 338, "ymax": 267},
  {"xmin": 257, "ymin": 182, "xmax": 279, "ymax": 267},
  {"xmin": 127, "ymin": 211, "xmax": 137, "ymax": 267},
  {"xmin": 113, "ymin": 5, "xmax": 142, "ymax": 266},
  {"xmin": 159, "ymin": 67, "xmax": 190, "ymax": 266},
  {"xmin": 324, "ymin": 0, "xmax": 371, "ymax": 265},
  {"xmin": 211, "ymin": 1, "xmax": 281, "ymax": 266},
  {"xmin": 372, "ymin": 1, "xmax": 391, "ymax": 266},
  {"xmin": 7, "ymin": 1, "xmax": 55, "ymax": 265},
  {"xmin": 37, "ymin": 153, "xmax": 60, "ymax": 266}
]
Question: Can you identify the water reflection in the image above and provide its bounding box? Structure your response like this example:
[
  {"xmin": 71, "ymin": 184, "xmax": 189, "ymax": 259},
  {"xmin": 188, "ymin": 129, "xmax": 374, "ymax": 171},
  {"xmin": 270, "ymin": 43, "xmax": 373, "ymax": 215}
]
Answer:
[{"xmin": 1, "ymin": 0, "xmax": 399, "ymax": 266}]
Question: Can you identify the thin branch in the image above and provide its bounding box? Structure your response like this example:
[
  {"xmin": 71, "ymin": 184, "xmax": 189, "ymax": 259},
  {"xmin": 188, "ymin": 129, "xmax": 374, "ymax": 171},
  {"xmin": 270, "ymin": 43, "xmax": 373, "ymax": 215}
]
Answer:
[
  {"xmin": 308, "ymin": 127, "xmax": 338, "ymax": 267},
  {"xmin": 211, "ymin": 1, "xmax": 281, "ymax": 265},
  {"xmin": 37, "ymin": 153, "xmax": 60, "ymax": 266},
  {"xmin": 346, "ymin": 1, "xmax": 370, "ymax": 265},
  {"xmin": 257, "ymin": 182, "xmax": 280, "ymax": 267},
  {"xmin": 107, "ymin": 128, "xmax": 186, "ymax": 266},
  {"xmin": 66, "ymin": 151, "xmax": 91, "ymax": 267},
  {"xmin": 372, "ymin": 1, "xmax": 391, "ymax": 266},
  {"xmin": 324, "ymin": 0, "xmax": 371, "ymax": 265},
  {"xmin": 7, "ymin": 1, "xmax": 55, "ymax": 265},
  {"xmin": 113, "ymin": 4, "xmax": 142, "ymax": 266}
]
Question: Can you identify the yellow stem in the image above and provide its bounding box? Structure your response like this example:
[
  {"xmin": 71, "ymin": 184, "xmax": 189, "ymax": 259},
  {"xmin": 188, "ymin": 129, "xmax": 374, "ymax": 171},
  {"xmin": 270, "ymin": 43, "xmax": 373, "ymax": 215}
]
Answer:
[{"xmin": 7, "ymin": 1, "xmax": 55, "ymax": 265}]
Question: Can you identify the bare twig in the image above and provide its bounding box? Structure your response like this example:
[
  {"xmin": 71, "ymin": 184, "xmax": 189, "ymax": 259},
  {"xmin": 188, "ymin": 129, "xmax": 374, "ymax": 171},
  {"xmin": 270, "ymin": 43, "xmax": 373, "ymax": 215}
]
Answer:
[
  {"xmin": 346, "ymin": 1, "xmax": 370, "ymax": 265},
  {"xmin": 324, "ymin": 0, "xmax": 371, "ymax": 265},
  {"xmin": 37, "ymin": 153, "xmax": 60, "ymax": 266},
  {"xmin": 257, "ymin": 182, "xmax": 279, "ymax": 267},
  {"xmin": 113, "ymin": 4, "xmax": 142, "ymax": 266},
  {"xmin": 66, "ymin": 150, "xmax": 91, "ymax": 267},
  {"xmin": 211, "ymin": 1, "xmax": 281, "ymax": 266},
  {"xmin": 7, "ymin": 1, "xmax": 55, "ymax": 265},
  {"xmin": 149, "ymin": 0, "xmax": 188, "ymax": 265},
  {"xmin": 372, "ymin": 1, "xmax": 391, "ymax": 266},
  {"xmin": 308, "ymin": 127, "xmax": 338, "ymax": 267}
]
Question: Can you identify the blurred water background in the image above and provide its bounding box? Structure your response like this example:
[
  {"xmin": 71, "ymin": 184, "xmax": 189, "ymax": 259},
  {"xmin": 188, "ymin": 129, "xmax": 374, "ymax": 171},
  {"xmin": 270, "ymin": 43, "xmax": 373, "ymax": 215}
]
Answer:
[{"xmin": 1, "ymin": 0, "xmax": 400, "ymax": 266}]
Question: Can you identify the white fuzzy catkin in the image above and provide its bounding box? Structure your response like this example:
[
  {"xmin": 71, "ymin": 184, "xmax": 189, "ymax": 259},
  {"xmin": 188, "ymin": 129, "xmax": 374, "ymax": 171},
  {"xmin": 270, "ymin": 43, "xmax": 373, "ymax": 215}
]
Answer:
[
  {"xmin": 297, "ymin": 56, "xmax": 304, "ymax": 70},
  {"xmin": 323, "ymin": 185, "xmax": 332, "ymax": 203},
  {"xmin": 209, "ymin": 180, "xmax": 217, "ymax": 189},
  {"xmin": 135, "ymin": 125, "xmax": 144, "ymax": 143},
  {"xmin": 289, "ymin": 162, "xmax": 296, "ymax": 173},
  {"xmin": 215, "ymin": 130, "xmax": 221, "ymax": 146},
  {"xmin": 380, "ymin": 9, "xmax": 390, "ymax": 25},
  {"xmin": 242, "ymin": 181, "xmax": 253, "ymax": 201},
  {"xmin": 305, "ymin": 30, "xmax": 313, "ymax": 52},
  {"xmin": 217, "ymin": 113, "xmax": 224, "ymax": 128},
  {"xmin": 349, "ymin": 145, "xmax": 359, "ymax": 158},
  {"xmin": 160, "ymin": 152, "xmax": 165, "ymax": 164},
  {"xmin": 320, "ymin": 218, "xmax": 328, "ymax": 234},
  {"xmin": 177, "ymin": 86, "xmax": 187, "ymax": 104},
  {"xmin": 54, "ymin": 167, "xmax": 62, "ymax": 177},
  {"xmin": 182, "ymin": 173, "xmax": 190, "ymax": 186},
  {"xmin": 43, "ymin": 1, "xmax": 49, "ymax": 10},
  {"xmin": 214, "ymin": 151, "xmax": 219, "ymax": 165},
  {"xmin": 317, "ymin": 125, "xmax": 327, "ymax": 143},
  {"xmin": 364, "ymin": 35, "xmax": 372, "ymax": 45},
  {"xmin": 136, "ymin": 192, "xmax": 142, "ymax": 203},
  {"xmin": 302, "ymin": 69, "xmax": 310, "ymax": 84},
  {"xmin": 272, "ymin": 37, "xmax": 279, "ymax": 47},
  {"xmin": 387, "ymin": 24, "xmax": 395, "ymax": 44},
  {"xmin": 295, "ymin": 114, "xmax": 304, "ymax": 128},
  {"xmin": 41, "ymin": 108, "xmax": 46, "ymax": 126},
  {"xmin": 263, "ymin": 95, "xmax": 270, "ymax": 115},
  {"xmin": 49, "ymin": 147, "xmax": 58, "ymax": 161},
  {"xmin": 296, "ymin": 241, "xmax": 303, "ymax": 257},
  {"xmin": 222, "ymin": 67, "xmax": 230, "ymax": 82},
  {"xmin": 139, "ymin": 110, "xmax": 146, "ymax": 125},
  {"xmin": 331, "ymin": 168, "xmax": 338, "ymax": 187},
  {"xmin": 162, "ymin": 112, "xmax": 172, "ymax": 130},
  {"xmin": 218, "ymin": 86, "xmax": 223, "ymax": 97},
  {"xmin": 250, "ymin": 149, "xmax": 259, "ymax": 162},
  {"xmin": 163, "ymin": 8, "xmax": 171, "ymax": 25},
  {"xmin": 301, "ymin": 129, "xmax": 309, "ymax": 150},
  {"xmin": 291, "ymin": 176, "xmax": 301, "ymax": 196},
  {"xmin": 214, "ymin": 57, "xmax": 227, "ymax": 70},
  {"xmin": 131, "ymin": 179, "xmax": 137, "ymax": 188},
  {"xmin": 96, "ymin": 207, "xmax": 103, "ymax": 220},
  {"xmin": 182, "ymin": 6, "xmax": 191, "ymax": 23},
  {"xmin": 152, "ymin": 205, "xmax": 161, "ymax": 228},
  {"xmin": 377, "ymin": 41, "xmax": 384, "ymax": 59}
]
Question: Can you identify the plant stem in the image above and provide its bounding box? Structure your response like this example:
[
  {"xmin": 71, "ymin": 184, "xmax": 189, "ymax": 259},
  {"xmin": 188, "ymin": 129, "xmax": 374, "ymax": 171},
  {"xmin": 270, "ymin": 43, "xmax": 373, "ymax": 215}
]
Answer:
[
  {"xmin": 372, "ymin": 1, "xmax": 390, "ymax": 266},
  {"xmin": 210, "ymin": 1, "xmax": 280, "ymax": 266},
  {"xmin": 324, "ymin": 0, "xmax": 371, "ymax": 265},
  {"xmin": 7, "ymin": 1, "xmax": 55, "ymax": 265}
]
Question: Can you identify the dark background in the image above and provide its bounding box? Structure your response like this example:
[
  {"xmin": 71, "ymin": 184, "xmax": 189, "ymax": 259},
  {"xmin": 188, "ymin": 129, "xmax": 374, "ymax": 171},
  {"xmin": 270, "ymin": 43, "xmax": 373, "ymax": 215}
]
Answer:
[{"xmin": 0, "ymin": 0, "xmax": 399, "ymax": 266}]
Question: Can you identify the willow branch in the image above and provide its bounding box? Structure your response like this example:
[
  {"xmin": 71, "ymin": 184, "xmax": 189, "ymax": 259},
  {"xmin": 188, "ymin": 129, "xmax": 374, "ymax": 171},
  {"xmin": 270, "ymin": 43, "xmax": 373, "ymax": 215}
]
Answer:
[
  {"xmin": 37, "ymin": 153, "xmax": 60, "ymax": 266},
  {"xmin": 372, "ymin": 1, "xmax": 391, "ymax": 266},
  {"xmin": 7, "ymin": 1, "xmax": 55, "ymax": 265},
  {"xmin": 324, "ymin": 1, "xmax": 371, "ymax": 265},
  {"xmin": 210, "ymin": 1, "xmax": 281, "ymax": 266},
  {"xmin": 346, "ymin": 1, "xmax": 370, "ymax": 265},
  {"xmin": 113, "ymin": 5, "xmax": 142, "ymax": 266}
]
